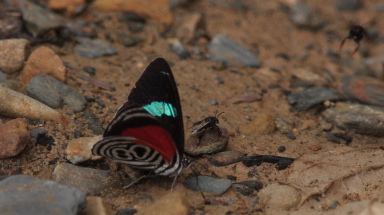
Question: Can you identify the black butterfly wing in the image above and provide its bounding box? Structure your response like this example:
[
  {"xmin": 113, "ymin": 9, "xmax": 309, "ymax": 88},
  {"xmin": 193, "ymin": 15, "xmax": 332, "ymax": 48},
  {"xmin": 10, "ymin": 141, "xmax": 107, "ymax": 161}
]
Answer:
[{"xmin": 114, "ymin": 58, "xmax": 184, "ymax": 156}]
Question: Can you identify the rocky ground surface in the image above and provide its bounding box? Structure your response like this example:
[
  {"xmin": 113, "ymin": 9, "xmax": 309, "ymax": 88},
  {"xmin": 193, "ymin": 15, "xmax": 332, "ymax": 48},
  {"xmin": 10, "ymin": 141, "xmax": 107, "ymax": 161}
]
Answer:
[{"xmin": 0, "ymin": 0, "xmax": 384, "ymax": 214}]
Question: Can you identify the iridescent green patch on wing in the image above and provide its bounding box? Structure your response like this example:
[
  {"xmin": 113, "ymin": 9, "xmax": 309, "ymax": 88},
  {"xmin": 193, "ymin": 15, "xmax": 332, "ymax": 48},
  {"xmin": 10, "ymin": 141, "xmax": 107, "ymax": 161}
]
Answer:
[{"xmin": 143, "ymin": 101, "xmax": 177, "ymax": 117}]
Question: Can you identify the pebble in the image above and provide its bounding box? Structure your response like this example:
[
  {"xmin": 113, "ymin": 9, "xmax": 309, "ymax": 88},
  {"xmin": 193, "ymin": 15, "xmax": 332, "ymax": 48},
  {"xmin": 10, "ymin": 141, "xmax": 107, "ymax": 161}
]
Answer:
[
  {"xmin": 274, "ymin": 117, "xmax": 293, "ymax": 134},
  {"xmin": 176, "ymin": 12, "xmax": 204, "ymax": 43},
  {"xmin": 325, "ymin": 133, "xmax": 341, "ymax": 144},
  {"xmin": 117, "ymin": 208, "xmax": 138, "ymax": 215},
  {"xmin": 168, "ymin": 38, "xmax": 190, "ymax": 60},
  {"xmin": 286, "ymin": 132, "xmax": 296, "ymax": 140},
  {"xmin": 208, "ymin": 34, "xmax": 261, "ymax": 68},
  {"xmin": 0, "ymin": 86, "xmax": 67, "ymax": 124},
  {"xmin": 136, "ymin": 187, "xmax": 189, "ymax": 215},
  {"xmin": 290, "ymin": 2, "xmax": 323, "ymax": 29},
  {"xmin": 210, "ymin": 151, "xmax": 244, "ymax": 167},
  {"xmin": 84, "ymin": 111, "xmax": 104, "ymax": 135},
  {"xmin": 241, "ymin": 114, "xmax": 275, "ymax": 135},
  {"xmin": 363, "ymin": 56, "xmax": 384, "ymax": 80},
  {"xmin": 322, "ymin": 102, "xmax": 384, "ymax": 137},
  {"xmin": 242, "ymin": 154, "xmax": 295, "ymax": 170},
  {"xmin": 229, "ymin": 92, "xmax": 262, "ymax": 104},
  {"xmin": 75, "ymin": 38, "xmax": 118, "ymax": 59},
  {"xmin": 53, "ymin": 163, "xmax": 122, "ymax": 194},
  {"xmin": 185, "ymin": 126, "xmax": 229, "ymax": 156},
  {"xmin": 0, "ymin": 10, "xmax": 23, "ymax": 39},
  {"xmin": 49, "ymin": 0, "xmax": 87, "ymax": 16},
  {"xmin": 65, "ymin": 20, "xmax": 98, "ymax": 38},
  {"xmin": 209, "ymin": 99, "xmax": 218, "ymax": 106},
  {"xmin": 184, "ymin": 175, "xmax": 232, "ymax": 194},
  {"xmin": 342, "ymin": 75, "xmax": 384, "ymax": 107},
  {"xmin": 0, "ymin": 39, "xmax": 30, "ymax": 74},
  {"xmin": 66, "ymin": 136, "xmax": 102, "ymax": 164},
  {"xmin": 278, "ymin": 146, "xmax": 286, "ymax": 152},
  {"xmin": 287, "ymin": 87, "xmax": 343, "ymax": 111},
  {"xmin": 30, "ymin": 128, "xmax": 49, "ymax": 139},
  {"xmin": 336, "ymin": 0, "xmax": 362, "ymax": 11},
  {"xmin": 115, "ymin": 33, "xmax": 144, "ymax": 47},
  {"xmin": 82, "ymin": 196, "xmax": 114, "ymax": 215},
  {"xmin": 0, "ymin": 118, "xmax": 30, "ymax": 159},
  {"xmin": 291, "ymin": 67, "xmax": 323, "ymax": 83},
  {"xmin": 84, "ymin": 66, "xmax": 96, "ymax": 75},
  {"xmin": 92, "ymin": 0, "xmax": 173, "ymax": 29},
  {"xmin": 36, "ymin": 133, "xmax": 55, "ymax": 151},
  {"xmin": 21, "ymin": 46, "xmax": 67, "ymax": 86},
  {"xmin": 0, "ymin": 71, "xmax": 6, "ymax": 83},
  {"xmin": 235, "ymin": 180, "xmax": 263, "ymax": 191},
  {"xmin": 0, "ymin": 175, "xmax": 86, "ymax": 215},
  {"xmin": 258, "ymin": 184, "xmax": 301, "ymax": 209},
  {"xmin": 308, "ymin": 144, "xmax": 322, "ymax": 151},
  {"xmin": 26, "ymin": 74, "xmax": 87, "ymax": 112},
  {"xmin": 17, "ymin": 0, "xmax": 65, "ymax": 36}
]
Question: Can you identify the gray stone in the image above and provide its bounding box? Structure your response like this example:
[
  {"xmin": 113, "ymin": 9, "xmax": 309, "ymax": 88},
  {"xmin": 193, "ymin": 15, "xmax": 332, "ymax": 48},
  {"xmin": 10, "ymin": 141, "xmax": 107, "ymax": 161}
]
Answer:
[
  {"xmin": 53, "ymin": 163, "xmax": 122, "ymax": 194},
  {"xmin": 336, "ymin": 0, "xmax": 362, "ymax": 11},
  {"xmin": 75, "ymin": 38, "xmax": 117, "ymax": 59},
  {"xmin": 168, "ymin": 38, "xmax": 190, "ymax": 60},
  {"xmin": 26, "ymin": 74, "xmax": 87, "ymax": 112},
  {"xmin": 290, "ymin": 2, "xmax": 323, "ymax": 29},
  {"xmin": 0, "ymin": 71, "xmax": 5, "ymax": 83},
  {"xmin": 208, "ymin": 34, "xmax": 261, "ymax": 67},
  {"xmin": 0, "ymin": 175, "xmax": 86, "ymax": 215},
  {"xmin": 84, "ymin": 111, "xmax": 104, "ymax": 135},
  {"xmin": 17, "ymin": 0, "xmax": 64, "ymax": 36},
  {"xmin": 322, "ymin": 102, "xmax": 384, "ymax": 137},
  {"xmin": 185, "ymin": 175, "xmax": 232, "ymax": 194},
  {"xmin": 287, "ymin": 87, "xmax": 343, "ymax": 111}
]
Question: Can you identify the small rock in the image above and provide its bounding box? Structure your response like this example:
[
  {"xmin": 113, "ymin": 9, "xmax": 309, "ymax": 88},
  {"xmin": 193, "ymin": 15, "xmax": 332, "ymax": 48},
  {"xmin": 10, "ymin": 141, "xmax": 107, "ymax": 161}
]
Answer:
[
  {"xmin": 325, "ymin": 133, "xmax": 341, "ymax": 144},
  {"xmin": 287, "ymin": 87, "xmax": 343, "ymax": 111},
  {"xmin": 66, "ymin": 136, "xmax": 102, "ymax": 164},
  {"xmin": 75, "ymin": 38, "xmax": 118, "ymax": 59},
  {"xmin": 241, "ymin": 114, "xmax": 275, "ymax": 135},
  {"xmin": 208, "ymin": 34, "xmax": 261, "ymax": 67},
  {"xmin": 0, "ymin": 175, "xmax": 86, "ymax": 215},
  {"xmin": 184, "ymin": 175, "xmax": 232, "ymax": 194},
  {"xmin": 65, "ymin": 20, "xmax": 97, "ymax": 38},
  {"xmin": 336, "ymin": 0, "xmax": 362, "ymax": 11},
  {"xmin": 82, "ymin": 196, "xmax": 114, "ymax": 215},
  {"xmin": 308, "ymin": 144, "xmax": 321, "ymax": 151},
  {"xmin": 0, "ymin": 86, "xmax": 67, "ymax": 124},
  {"xmin": 185, "ymin": 126, "xmax": 229, "ymax": 156},
  {"xmin": 117, "ymin": 208, "xmax": 138, "ymax": 215},
  {"xmin": 30, "ymin": 128, "xmax": 49, "ymax": 139},
  {"xmin": 291, "ymin": 67, "xmax": 323, "ymax": 83},
  {"xmin": 258, "ymin": 184, "xmax": 301, "ymax": 209},
  {"xmin": 84, "ymin": 111, "xmax": 104, "ymax": 135},
  {"xmin": 0, "ymin": 10, "xmax": 23, "ymax": 39},
  {"xmin": 342, "ymin": 76, "xmax": 384, "ymax": 107},
  {"xmin": 53, "ymin": 163, "xmax": 122, "ymax": 194},
  {"xmin": 235, "ymin": 180, "xmax": 263, "ymax": 191},
  {"xmin": 229, "ymin": 92, "xmax": 262, "ymax": 104},
  {"xmin": 176, "ymin": 12, "xmax": 205, "ymax": 43},
  {"xmin": 210, "ymin": 151, "xmax": 244, "ymax": 166},
  {"xmin": 278, "ymin": 146, "xmax": 286, "ymax": 152},
  {"xmin": 21, "ymin": 46, "xmax": 67, "ymax": 86},
  {"xmin": 0, "ymin": 118, "xmax": 30, "ymax": 159},
  {"xmin": 290, "ymin": 2, "xmax": 323, "ymax": 29},
  {"xmin": 26, "ymin": 74, "xmax": 87, "ymax": 112},
  {"xmin": 287, "ymin": 132, "xmax": 296, "ymax": 140},
  {"xmin": 49, "ymin": 0, "xmax": 87, "ymax": 16},
  {"xmin": 242, "ymin": 154, "xmax": 294, "ymax": 170},
  {"xmin": 209, "ymin": 99, "xmax": 218, "ymax": 106},
  {"xmin": 0, "ymin": 71, "xmax": 6, "ymax": 83},
  {"xmin": 115, "ymin": 33, "xmax": 144, "ymax": 47},
  {"xmin": 136, "ymin": 186, "xmax": 189, "ymax": 215},
  {"xmin": 168, "ymin": 38, "xmax": 190, "ymax": 60},
  {"xmin": 17, "ymin": 0, "xmax": 65, "ymax": 36},
  {"xmin": 0, "ymin": 39, "xmax": 30, "ymax": 74},
  {"xmin": 0, "ymin": 80, "xmax": 23, "ymax": 92},
  {"xmin": 84, "ymin": 66, "xmax": 96, "ymax": 75},
  {"xmin": 36, "ymin": 133, "xmax": 55, "ymax": 151},
  {"xmin": 323, "ymin": 102, "xmax": 384, "ymax": 137},
  {"xmin": 275, "ymin": 117, "xmax": 293, "ymax": 134},
  {"xmin": 363, "ymin": 56, "xmax": 384, "ymax": 80}
]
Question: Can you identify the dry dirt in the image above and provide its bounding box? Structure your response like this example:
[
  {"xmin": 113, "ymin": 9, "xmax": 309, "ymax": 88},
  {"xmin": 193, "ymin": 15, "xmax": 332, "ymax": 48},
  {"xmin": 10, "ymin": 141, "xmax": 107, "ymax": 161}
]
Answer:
[{"xmin": 1, "ymin": 0, "xmax": 384, "ymax": 214}]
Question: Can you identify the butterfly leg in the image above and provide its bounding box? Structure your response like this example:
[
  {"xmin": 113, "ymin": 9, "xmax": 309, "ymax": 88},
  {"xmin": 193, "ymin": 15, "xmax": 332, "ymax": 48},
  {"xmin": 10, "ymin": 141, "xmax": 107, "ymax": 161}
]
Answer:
[{"xmin": 124, "ymin": 175, "xmax": 147, "ymax": 189}]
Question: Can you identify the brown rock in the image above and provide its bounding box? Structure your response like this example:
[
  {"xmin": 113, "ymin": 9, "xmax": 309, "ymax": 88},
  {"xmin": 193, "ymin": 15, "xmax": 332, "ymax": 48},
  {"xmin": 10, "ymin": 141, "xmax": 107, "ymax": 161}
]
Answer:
[
  {"xmin": 258, "ymin": 184, "xmax": 301, "ymax": 209},
  {"xmin": 176, "ymin": 12, "xmax": 204, "ymax": 43},
  {"xmin": 241, "ymin": 114, "xmax": 275, "ymax": 135},
  {"xmin": 137, "ymin": 186, "xmax": 189, "ymax": 215},
  {"xmin": 0, "ymin": 39, "xmax": 30, "ymax": 74},
  {"xmin": 0, "ymin": 118, "xmax": 30, "ymax": 159},
  {"xmin": 308, "ymin": 144, "xmax": 321, "ymax": 151},
  {"xmin": 21, "ymin": 46, "xmax": 66, "ymax": 86},
  {"xmin": 49, "ymin": 0, "xmax": 86, "ymax": 16},
  {"xmin": 82, "ymin": 196, "xmax": 114, "ymax": 215},
  {"xmin": 66, "ymin": 136, "xmax": 103, "ymax": 164},
  {"xmin": 53, "ymin": 163, "xmax": 122, "ymax": 195}
]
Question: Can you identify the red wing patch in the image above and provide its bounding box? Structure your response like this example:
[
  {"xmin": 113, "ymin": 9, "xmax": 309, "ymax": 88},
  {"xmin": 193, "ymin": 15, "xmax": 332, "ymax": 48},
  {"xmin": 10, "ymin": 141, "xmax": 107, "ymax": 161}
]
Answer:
[{"xmin": 122, "ymin": 125, "xmax": 177, "ymax": 163}]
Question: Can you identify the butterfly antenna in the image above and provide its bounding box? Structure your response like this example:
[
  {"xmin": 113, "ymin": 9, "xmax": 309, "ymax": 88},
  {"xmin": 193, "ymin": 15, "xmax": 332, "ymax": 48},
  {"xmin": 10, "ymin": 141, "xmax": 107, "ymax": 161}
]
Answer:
[{"xmin": 216, "ymin": 112, "xmax": 224, "ymax": 119}]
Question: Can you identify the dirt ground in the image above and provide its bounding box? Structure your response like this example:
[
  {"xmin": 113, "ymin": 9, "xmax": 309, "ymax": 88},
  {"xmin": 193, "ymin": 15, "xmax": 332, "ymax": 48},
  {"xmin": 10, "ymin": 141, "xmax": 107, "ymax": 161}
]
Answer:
[{"xmin": 1, "ymin": 0, "xmax": 384, "ymax": 214}]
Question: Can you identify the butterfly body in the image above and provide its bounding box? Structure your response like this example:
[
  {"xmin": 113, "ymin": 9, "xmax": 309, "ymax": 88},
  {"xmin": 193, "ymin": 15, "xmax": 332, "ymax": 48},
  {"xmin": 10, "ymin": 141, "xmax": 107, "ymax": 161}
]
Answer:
[{"xmin": 92, "ymin": 58, "xmax": 185, "ymax": 177}]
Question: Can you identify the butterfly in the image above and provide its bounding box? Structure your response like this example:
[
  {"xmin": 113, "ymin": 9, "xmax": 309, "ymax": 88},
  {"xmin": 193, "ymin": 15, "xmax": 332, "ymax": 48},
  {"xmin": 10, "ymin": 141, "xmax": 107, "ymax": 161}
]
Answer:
[{"xmin": 92, "ymin": 58, "xmax": 189, "ymax": 180}]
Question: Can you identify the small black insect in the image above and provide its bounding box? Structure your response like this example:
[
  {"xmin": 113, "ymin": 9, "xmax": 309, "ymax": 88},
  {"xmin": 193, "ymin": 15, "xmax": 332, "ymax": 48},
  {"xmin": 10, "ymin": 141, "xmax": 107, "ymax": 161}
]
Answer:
[
  {"xmin": 339, "ymin": 25, "xmax": 366, "ymax": 56},
  {"xmin": 191, "ymin": 112, "xmax": 224, "ymax": 138}
]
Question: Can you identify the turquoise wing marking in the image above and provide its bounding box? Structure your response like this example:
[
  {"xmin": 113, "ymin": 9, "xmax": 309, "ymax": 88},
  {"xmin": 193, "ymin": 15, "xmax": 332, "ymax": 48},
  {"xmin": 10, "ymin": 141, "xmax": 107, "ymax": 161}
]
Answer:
[{"xmin": 143, "ymin": 101, "xmax": 177, "ymax": 117}]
